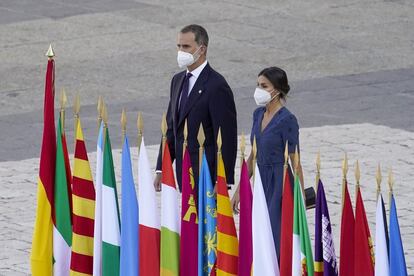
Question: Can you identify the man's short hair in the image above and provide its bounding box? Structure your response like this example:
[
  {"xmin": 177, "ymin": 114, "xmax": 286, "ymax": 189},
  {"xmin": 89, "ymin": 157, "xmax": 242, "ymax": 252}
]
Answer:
[{"xmin": 180, "ymin": 24, "xmax": 209, "ymax": 47}]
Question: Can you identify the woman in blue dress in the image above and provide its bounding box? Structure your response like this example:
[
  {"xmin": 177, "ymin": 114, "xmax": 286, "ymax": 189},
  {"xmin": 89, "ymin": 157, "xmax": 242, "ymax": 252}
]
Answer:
[{"xmin": 231, "ymin": 66, "xmax": 304, "ymax": 260}]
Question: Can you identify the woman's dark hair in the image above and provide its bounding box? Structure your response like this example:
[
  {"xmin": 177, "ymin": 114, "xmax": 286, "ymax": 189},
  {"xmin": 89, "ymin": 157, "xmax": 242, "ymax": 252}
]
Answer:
[{"xmin": 258, "ymin": 67, "xmax": 290, "ymax": 99}]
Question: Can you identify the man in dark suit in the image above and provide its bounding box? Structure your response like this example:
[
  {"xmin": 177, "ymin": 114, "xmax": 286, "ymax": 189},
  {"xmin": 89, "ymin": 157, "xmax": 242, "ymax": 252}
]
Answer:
[{"xmin": 154, "ymin": 24, "xmax": 237, "ymax": 192}]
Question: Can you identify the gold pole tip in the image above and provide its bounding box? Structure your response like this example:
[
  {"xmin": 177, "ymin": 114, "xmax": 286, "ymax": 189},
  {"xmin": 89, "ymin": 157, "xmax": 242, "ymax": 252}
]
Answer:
[
  {"xmin": 388, "ymin": 167, "xmax": 394, "ymax": 191},
  {"xmin": 355, "ymin": 160, "xmax": 361, "ymax": 183},
  {"xmin": 46, "ymin": 44, "xmax": 55, "ymax": 58},
  {"xmin": 294, "ymin": 145, "xmax": 299, "ymax": 171},
  {"xmin": 217, "ymin": 127, "xmax": 222, "ymax": 151},
  {"xmin": 137, "ymin": 112, "xmax": 143, "ymax": 133},
  {"xmin": 73, "ymin": 93, "xmax": 81, "ymax": 115},
  {"xmin": 121, "ymin": 108, "xmax": 127, "ymax": 130},
  {"xmin": 197, "ymin": 123, "xmax": 205, "ymax": 146},
  {"xmin": 184, "ymin": 119, "xmax": 188, "ymax": 141},
  {"xmin": 59, "ymin": 87, "xmax": 67, "ymax": 110},
  {"xmin": 316, "ymin": 151, "xmax": 321, "ymax": 172},
  {"xmin": 342, "ymin": 152, "xmax": 349, "ymax": 176},
  {"xmin": 252, "ymin": 136, "xmax": 257, "ymax": 158},
  {"xmin": 240, "ymin": 131, "xmax": 246, "ymax": 156},
  {"xmin": 284, "ymin": 141, "xmax": 289, "ymax": 164},
  {"xmin": 376, "ymin": 163, "xmax": 382, "ymax": 189},
  {"xmin": 102, "ymin": 103, "xmax": 108, "ymax": 124},
  {"xmin": 161, "ymin": 113, "xmax": 167, "ymax": 136}
]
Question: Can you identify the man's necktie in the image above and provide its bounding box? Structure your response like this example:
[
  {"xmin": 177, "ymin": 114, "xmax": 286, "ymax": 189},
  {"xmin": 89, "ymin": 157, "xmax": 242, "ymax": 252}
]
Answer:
[{"xmin": 179, "ymin": 72, "xmax": 192, "ymax": 120}]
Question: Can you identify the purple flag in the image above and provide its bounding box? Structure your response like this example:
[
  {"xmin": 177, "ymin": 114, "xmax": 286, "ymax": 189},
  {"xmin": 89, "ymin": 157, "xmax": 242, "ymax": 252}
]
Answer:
[{"xmin": 315, "ymin": 179, "xmax": 338, "ymax": 276}]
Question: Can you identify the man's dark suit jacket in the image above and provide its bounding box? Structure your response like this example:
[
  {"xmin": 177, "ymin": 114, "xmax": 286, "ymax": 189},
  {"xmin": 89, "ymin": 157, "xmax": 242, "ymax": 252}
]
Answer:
[{"xmin": 156, "ymin": 62, "xmax": 237, "ymax": 191}]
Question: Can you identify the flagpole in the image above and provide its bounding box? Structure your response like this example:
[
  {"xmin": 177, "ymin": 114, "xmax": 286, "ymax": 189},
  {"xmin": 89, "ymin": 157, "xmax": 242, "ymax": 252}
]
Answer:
[
  {"xmin": 97, "ymin": 96, "xmax": 103, "ymax": 131},
  {"xmin": 137, "ymin": 112, "xmax": 143, "ymax": 153},
  {"xmin": 59, "ymin": 88, "xmax": 67, "ymax": 134},
  {"xmin": 388, "ymin": 167, "xmax": 394, "ymax": 223},
  {"xmin": 183, "ymin": 119, "xmax": 188, "ymax": 158},
  {"xmin": 73, "ymin": 93, "xmax": 80, "ymax": 151},
  {"xmin": 216, "ymin": 127, "xmax": 222, "ymax": 183},
  {"xmin": 315, "ymin": 151, "xmax": 321, "ymax": 193},
  {"xmin": 355, "ymin": 160, "xmax": 360, "ymax": 199},
  {"xmin": 240, "ymin": 131, "xmax": 246, "ymax": 163},
  {"xmin": 102, "ymin": 102, "xmax": 108, "ymax": 149},
  {"xmin": 121, "ymin": 109, "xmax": 126, "ymax": 148},
  {"xmin": 282, "ymin": 141, "xmax": 288, "ymax": 191},
  {"xmin": 252, "ymin": 136, "xmax": 257, "ymax": 184},
  {"xmin": 197, "ymin": 123, "xmax": 205, "ymax": 174},
  {"xmin": 341, "ymin": 153, "xmax": 348, "ymax": 208},
  {"xmin": 376, "ymin": 163, "xmax": 382, "ymax": 201},
  {"xmin": 161, "ymin": 113, "xmax": 167, "ymax": 160},
  {"xmin": 294, "ymin": 146, "xmax": 304, "ymax": 197}
]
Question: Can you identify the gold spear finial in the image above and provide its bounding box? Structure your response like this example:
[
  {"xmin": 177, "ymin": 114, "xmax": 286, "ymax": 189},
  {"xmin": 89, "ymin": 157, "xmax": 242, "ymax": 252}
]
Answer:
[
  {"xmin": 252, "ymin": 136, "xmax": 257, "ymax": 179},
  {"xmin": 316, "ymin": 151, "xmax": 321, "ymax": 192},
  {"xmin": 102, "ymin": 102, "xmax": 108, "ymax": 126},
  {"xmin": 184, "ymin": 119, "xmax": 188, "ymax": 143},
  {"xmin": 121, "ymin": 108, "xmax": 127, "ymax": 145},
  {"xmin": 198, "ymin": 123, "xmax": 206, "ymax": 173},
  {"xmin": 388, "ymin": 166, "xmax": 394, "ymax": 199},
  {"xmin": 46, "ymin": 44, "xmax": 54, "ymax": 59},
  {"xmin": 59, "ymin": 88, "xmax": 67, "ymax": 132},
  {"xmin": 240, "ymin": 131, "xmax": 246, "ymax": 159},
  {"xmin": 161, "ymin": 113, "xmax": 167, "ymax": 158},
  {"xmin": 137, "ymin": 112, "xmax": 143, "ymax": 151},
  {"xmin": 294, "ymin": 145, "xmax": 299, "ymax": 175},
  {"xmin": 217, "ymin": 127, "xmax": 222, "ymax": 153},
  {"xmin": 341, "ymin": 153, "xmax": 348, "ymax": 207},
  {"xmin": 60, "ymin": 87, "xmax": 67, "ymax": 111},
  {"xmin": 355, "ymin": 160, "xmax": 361, "ymax": 196},
  {"xmin": 376, "ymin": 163, "xmax": 382, "ymax": 200},
  {"xmin": 73, "ymin": 93, "xmax": 81, "ymax": 147},
  {"xmin": 97, "ymin": 96, "xmax": 103, "ymax": 129},
  {"xmin": 282, "ymin": 141, "xmax": 289, "ymax": 190}
]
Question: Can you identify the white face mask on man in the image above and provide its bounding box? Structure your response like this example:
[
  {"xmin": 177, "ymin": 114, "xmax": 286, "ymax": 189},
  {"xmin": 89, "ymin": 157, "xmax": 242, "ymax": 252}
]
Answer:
[
  {"xmin": 177, "ymin": 46, "xmax": 202, "ymax": 69},
  {"xmin": 254, "ymin": 87, "xmax": 279, "ymax": 106}
]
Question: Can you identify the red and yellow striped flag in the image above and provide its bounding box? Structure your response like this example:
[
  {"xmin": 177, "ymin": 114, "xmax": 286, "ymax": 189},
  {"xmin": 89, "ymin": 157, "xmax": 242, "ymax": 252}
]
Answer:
[
  {"xmin": 70, "ymin": 119, "xmax": 96, "ymax": 275},
  {"xmin": 216, "ymin": 153, "xmax": 238, "ymax": 275},
  {"xmin": 30, "ymin": 53, "xmax": 56, "ymax": 275}
]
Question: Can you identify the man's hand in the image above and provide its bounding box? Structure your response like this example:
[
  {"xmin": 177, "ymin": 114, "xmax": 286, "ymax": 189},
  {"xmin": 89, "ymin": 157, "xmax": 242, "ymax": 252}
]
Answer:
[{"xmin": 153, "ymin": 172, "xmax": 162, "ymax": 192}]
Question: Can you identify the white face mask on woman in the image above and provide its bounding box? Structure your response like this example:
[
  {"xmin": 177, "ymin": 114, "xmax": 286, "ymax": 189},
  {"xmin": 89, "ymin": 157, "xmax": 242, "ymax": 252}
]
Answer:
[
  {"xmin": 177, "ymin": 46, "xmax": 202, "ymax": 69},
  {"xmin": 254, "ymin": 87, "xmax": 279, "ymax": 106}
]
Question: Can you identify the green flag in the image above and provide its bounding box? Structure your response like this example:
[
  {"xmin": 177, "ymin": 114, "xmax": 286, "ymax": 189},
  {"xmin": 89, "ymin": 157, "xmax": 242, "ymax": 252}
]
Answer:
[
  {"xmin": 292, "ymin": 175, "xmax": 314, "ymax": 276},
  {"xmin": 102, "ymin": 128, "xmax": 121, "ymax": 276}
]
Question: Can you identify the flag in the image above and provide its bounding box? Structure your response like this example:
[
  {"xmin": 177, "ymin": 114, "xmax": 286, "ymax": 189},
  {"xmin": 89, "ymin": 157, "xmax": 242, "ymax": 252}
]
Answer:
[
  {"xmin": 314, "ymin": 180, "xmax": 338, "ymax": 276},
  {"xmin": 237, "ymin": 160, "xmax": 252, "ymax": 276},
  {"xmin": 375, "ymin": 194, "xmax": 389, "ymax": 276},
  {"xmin": 120, "ymin": 136, "xmax": 139, "ymax": 276},
  {"xmin": 292, "ymin": 174, "xmax": 314, "ymax": 276},
  {"xmin": 160, "ymin": 141, "xmax": 180, "ymax": 276},
  {"xmin": 339, "ymin": 181, "xmax": 354, "ymax": 276},
  {"xmin": 93, "ymin": 122, "xmax": 104, "ymax": 276},
  {"xmin": 279, "ymin": 166, "xmax": 293, "ymax": 276},
  {"xmin": 71, "ymin": 119, "xmax": 96, "ymax": 275},
  {"xmin": 354, "ymin": 188, "xmax": 374, "ymax": 275},
  {"xmin": 102, "ymin": 128, "xmax": 121, "ymax": 276},
  {"xmin": 31, "ymin": 56, "xmax": 56, "ymax": 275},
  {"xmin": 198, "ymin": 153, "xmax": 217, "ymax": 276},
  {"xmin": 252, "ymin": 164, "xmax": 279, "ymax": 276},
  {"xmin": 180, "ymin": 148, "xmax": 198, "ymax": 276},
  {"xmin": 216, "ymin": 153, "xmax": 238, "ymax": 275},
  {"xmin": 138, "ymin": 138, "xmax": 160, "ymax": 276},
  {"xmin": 389, "ymin": 194, "xmax": 408, "ymax": 276},
  {"xmin": 53, "ymin": 115, "xmax": 72, "ymax": 276}
]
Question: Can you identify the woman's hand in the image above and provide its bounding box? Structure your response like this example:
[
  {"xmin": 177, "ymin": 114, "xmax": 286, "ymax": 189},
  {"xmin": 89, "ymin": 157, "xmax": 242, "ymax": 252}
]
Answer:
[{"xmin": 231, "ymin": 188, "xmax": 240, "ymax": 214}]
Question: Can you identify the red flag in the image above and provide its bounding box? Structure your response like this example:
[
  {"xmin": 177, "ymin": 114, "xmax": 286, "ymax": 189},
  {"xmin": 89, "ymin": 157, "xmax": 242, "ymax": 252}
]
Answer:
[
  {"xmin": 238, "ymin": 160, "xmax": 252, "ymax": 276},
  {"xmin": 30, "ymin": 53, "xmax": 56, "ymax": 275},
  {"xmin": 180, "ymin": 148, "xmax": 198, "ymax": 276},
  {"xmin": 354, "ymin": 188, "xmax": 374, "ymax": 275},
  {"xmin": 279, "ymin": 167, "xmax": 293, "ymax": 276},
  {"xmin": 339, "ymin": 182, "xmax": 354, "ymax": 276}
]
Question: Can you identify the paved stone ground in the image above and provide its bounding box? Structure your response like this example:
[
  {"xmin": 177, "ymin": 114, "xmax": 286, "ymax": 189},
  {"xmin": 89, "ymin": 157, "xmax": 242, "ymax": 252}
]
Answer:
[
  {"xmin": 1, "ymin": 0, "xmax": 414, "ymax": 274},
  {"xmin": 1, "ymin": 124, "xmax": 413, "ymax": 275}
]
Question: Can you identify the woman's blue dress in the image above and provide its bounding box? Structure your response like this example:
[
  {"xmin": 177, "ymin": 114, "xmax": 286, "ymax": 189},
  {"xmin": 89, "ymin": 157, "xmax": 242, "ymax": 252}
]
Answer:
[{"xmin": 250, "ymin": 106, "xmax": 299, "ymax": 260}]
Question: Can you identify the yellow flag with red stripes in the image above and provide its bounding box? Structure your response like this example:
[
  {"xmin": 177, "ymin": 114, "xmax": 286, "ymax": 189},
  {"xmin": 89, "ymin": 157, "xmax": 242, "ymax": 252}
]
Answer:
[
  {"xmin": 216, "ymin": 153, "xmax": 238, "ymax": 275},
  {"xmin": 70, "ymin": 119, "xmax": 95, "ymax": 275}
]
